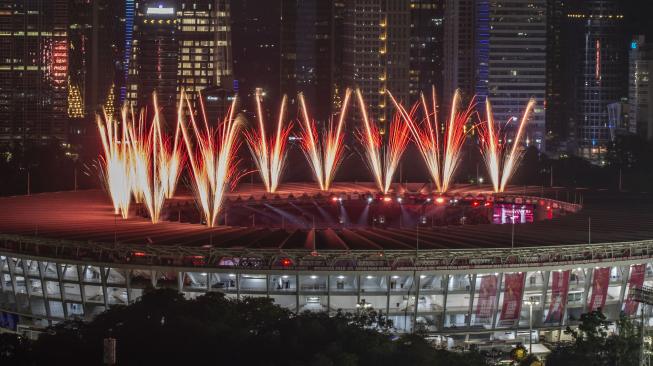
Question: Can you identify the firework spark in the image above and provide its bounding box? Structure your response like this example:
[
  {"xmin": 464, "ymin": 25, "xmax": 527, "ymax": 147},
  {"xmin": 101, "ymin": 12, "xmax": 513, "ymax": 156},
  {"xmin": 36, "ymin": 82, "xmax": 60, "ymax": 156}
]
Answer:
[
  {"xmin": 96, "ymin": 109, "xmax": 132, "ymax": 219},
  {"xmin": 478, "ymin": 98, "xmax": 536, "ymax": 192},
  {"xmin": 355, "ymin": 89, "xmax": 411, "ymax": 194},
  {"xmin": 297, "ymin": 88, "xmax": 352, "ymax": 191},
  {"xmin": 179, "ymin": 92, "xmax": 243, "ymax": 227},
  {"xmin": 244, "ymin": 91, "xmax": 292, "ymax": 193},
  {"xmin": 123, "ymin": 94, "xmax": 185, "ymax": 223},
  {"xmin": 389, "ymin": 87, "xmax": 475, "ymax": 193}
]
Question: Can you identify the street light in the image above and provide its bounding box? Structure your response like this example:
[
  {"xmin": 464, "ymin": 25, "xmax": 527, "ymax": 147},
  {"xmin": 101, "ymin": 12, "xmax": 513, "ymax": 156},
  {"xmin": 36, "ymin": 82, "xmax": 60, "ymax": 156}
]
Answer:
[{"xmin": 524, "ymin": 299, "xmax": 540, "ymax": 354}]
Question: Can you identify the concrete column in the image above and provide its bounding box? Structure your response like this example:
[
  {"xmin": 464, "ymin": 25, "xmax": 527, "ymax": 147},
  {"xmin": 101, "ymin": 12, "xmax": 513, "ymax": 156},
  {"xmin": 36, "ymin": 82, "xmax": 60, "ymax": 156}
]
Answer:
[
  {"xmin": 55, "ymin": 264, "xmax": 68, "ymax": 319},
  {"xmin": 37, "ymin": 261, "xmax": 52, "ymax": 322},
  {"xmin": 100, "ymin": 267, "xmax": 109, "ymax": 309},
  {"xmin": 491, "ymin": 273, "xmax": 504, "ymax": 329},
  {"xmin": 77, "ymin": 265, "xmax": 88, "ymax": 317},
  {"xmin": 413, "ymin": 273, "xmax": 421, "ymax": 332},
  {"xmin": 582, "ymin": 268, "xmax": 594, "ymax": 314},
  {"xmin": 441, "ymin": 274, "xmax": 449, "ymax": 330},
  {"xmin": 467, "ymin": 274, "xmax": 477, "ymax": 328},
  {"xmin": 125, "ymin": 269, "xmax": 133, "ymax": 304},
  {"xmin": 295, "ymin": 274, "xmax": 299, "ymax": 313}
]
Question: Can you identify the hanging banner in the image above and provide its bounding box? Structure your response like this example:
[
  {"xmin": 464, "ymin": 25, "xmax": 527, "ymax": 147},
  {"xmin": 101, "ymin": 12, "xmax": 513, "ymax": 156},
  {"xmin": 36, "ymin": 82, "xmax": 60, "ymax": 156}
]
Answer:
[
  {"xmin": 546, "ymin": 270, "xmax": 570, "ymax": 323},
  {"xmin": 624, "ymin": 264, "xmax": 646, "ymax": 316},
  {"xmin": 476, "ymin": 274, "xmax": 498, "ymax": 321},
  {"xmin": 588, "ymin": 267, "xmax": 611, "ymax": 311},
  {"xmin": 499, "ymin": 272, "xmax": 526, "ymax": 323}
]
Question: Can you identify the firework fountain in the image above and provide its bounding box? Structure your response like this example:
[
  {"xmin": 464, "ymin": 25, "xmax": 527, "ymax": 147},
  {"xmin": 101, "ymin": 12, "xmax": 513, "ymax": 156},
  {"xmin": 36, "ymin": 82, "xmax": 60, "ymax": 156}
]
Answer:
[
  {"xmin": 355, "ymin": 89, "xmax": 411, "ymax": 194},
  {"xmin": 179, "ymin": 92, "xmax": 243, "ymax": 227},
  {"xmin": 478, "ymin": 98, "xmax": 536, "ymax": 192},
  {"xmin": 297, "ymin": 88, "xmax": 352, "ymax": 191},
  {"xmin": 389, "ymin": 87, "xmax": 475, "ymax": 193},
  {"xmin": 97, "ymin": 94, "xmax": 184, "ymax": 223},
  {"xmin": 244, "ymin": 90, "xmax": 292, "ymax": 193},
  {"xmin": 128, "ymin": 95, "xmax": 184, "ymax": 223},
  {"xmin": 97, "ymin": 109, "xmax": 132, "ymax": 219}
]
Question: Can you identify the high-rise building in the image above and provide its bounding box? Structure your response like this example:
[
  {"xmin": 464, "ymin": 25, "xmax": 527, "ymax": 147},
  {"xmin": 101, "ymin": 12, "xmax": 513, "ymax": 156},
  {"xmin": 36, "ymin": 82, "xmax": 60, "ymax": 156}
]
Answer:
[
  {"xmin": 127, "ymin": 0, "xmax": 233, "ymax": 123},
  {"xmin": 565, "ymin": 0, "xmax": 627, "ymax": 160},
  {"xmin": 475, "ymin": 0, "xmax": 547, "ymax": 151},
  {"xmin": 231, "ymin": 0, "xmax": 280, "ymax": 103},
  {"xmin": 409, "ymin": 0, "xmax": 444, "ymax": 103},
  {"xmin": 0, "ymin": 0, "xmax": 68, "ymax": 145},
  {"xmin": 443, "ymin": 0, "xmax": 475, "ymax": 106},
  {"xmin": 343, "ymin": 0, "xmax": 411, "ymax": 127},
  {"xmin": 628, "ymin": 36, "xmax": 653, "ymax": 140},
  {"xmin": 69, "ymin": 0, "xmax": 123, "ymax": 117},
  {"xmin": 128, "ymin": 1, "xmax": 179, "ymax": 122},
  {"xmin": 544, "ymin": 0, "xmax": 569, "ymax": 152},
  {"xmin": 280, "ymin": 0, "xmax": 342, "ymax": 121}
]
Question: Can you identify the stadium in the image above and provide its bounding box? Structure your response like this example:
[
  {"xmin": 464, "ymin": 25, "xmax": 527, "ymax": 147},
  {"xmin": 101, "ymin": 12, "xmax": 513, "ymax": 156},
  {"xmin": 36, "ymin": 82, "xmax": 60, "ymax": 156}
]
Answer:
[
  {"xmin": 2, "ymin": 90, "xmax": 652, "ymax": 352},
  {"xmin": 1, "ymin": 181, "xmax": 652, "ymax": 349}
]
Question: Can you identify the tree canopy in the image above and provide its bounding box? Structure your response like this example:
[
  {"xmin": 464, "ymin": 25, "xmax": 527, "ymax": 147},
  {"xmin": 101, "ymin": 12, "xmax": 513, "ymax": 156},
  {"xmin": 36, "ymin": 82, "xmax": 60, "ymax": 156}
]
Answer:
[
  {"xmin": 1, "ymin": 288, "xmax": 485, "ymax": 366},
  {"xmin": 547, "ymin": 310, "xmax": 642, "ymax": 366}
]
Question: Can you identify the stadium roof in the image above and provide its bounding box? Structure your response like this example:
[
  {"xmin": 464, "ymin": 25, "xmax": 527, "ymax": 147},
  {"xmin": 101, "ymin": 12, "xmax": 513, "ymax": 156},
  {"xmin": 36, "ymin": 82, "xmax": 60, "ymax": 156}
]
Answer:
[{"xmin": 0, "ymin": 184, "xmax": 651, "ymax": 251}]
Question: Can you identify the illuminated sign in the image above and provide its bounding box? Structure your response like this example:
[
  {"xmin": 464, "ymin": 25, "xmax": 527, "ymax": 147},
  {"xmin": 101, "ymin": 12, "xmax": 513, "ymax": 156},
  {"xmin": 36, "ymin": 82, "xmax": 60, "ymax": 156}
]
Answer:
[
  {"xmin": 631, "ymin": 41, "xmax": 638, "ymax": 50},
  {"xmin": 52, "ymin": 40, "xmax": 67, "ymax": 85},
  {"xmin": 146, "ymin": 6, "xmax": 174, "ymax": 15}
]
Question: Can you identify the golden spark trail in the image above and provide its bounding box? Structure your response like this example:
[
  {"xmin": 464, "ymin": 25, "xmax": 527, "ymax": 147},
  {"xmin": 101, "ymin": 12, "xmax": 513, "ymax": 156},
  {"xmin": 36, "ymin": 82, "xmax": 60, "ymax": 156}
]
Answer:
[
  {"xmin": 478, "ymin": 98, "xmax": 535, "ymax": 192},
  {"xmin": 298, "ymin": 92, "xmax": 325, "ymax": 190},
  {"xmin": 179, "ymin": 92, "xmax": 243, "ymax": 227},
  {"xmin": 96, "ymin": 108, "xmax": 132, "ymax": 219},
  {"xmin": 499, "ymin": 98, "xmax": 536, "ymax": 192},
  {"xmin": 245, "ymin": 91, "xmax": 292, "ymax": 193},
  {"xmin": 441, "ymin": 90, "xmax": 473, "ymax": 193},
  {"xmin": 479, "ymin": 100, "xmax": 501, "ymax": 192},
  {"xmin": 389, "ymin": 87, "xmax": 474, "ymax": 193},
  {"xmin": 355, "ymin": 89, "xmax": 384, "ymax": 192},
  {"xmin": 323, "ymin": 88, "xmax": 352, "ymax": 190},
  {"xmin": 355, "ymin": 89, "xmax": 410, "ymax": 194}
]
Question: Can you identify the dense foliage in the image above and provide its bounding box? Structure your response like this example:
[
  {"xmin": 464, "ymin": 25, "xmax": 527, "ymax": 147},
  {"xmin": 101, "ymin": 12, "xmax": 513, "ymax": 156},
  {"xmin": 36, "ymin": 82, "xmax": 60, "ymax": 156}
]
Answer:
[
  {"xmin": 1, "ymin": 289, "xmax": 485, "ymax": 366},
  {"xmin": 547, "ymin": 310, "xmax": 642, "ymax": 366}
]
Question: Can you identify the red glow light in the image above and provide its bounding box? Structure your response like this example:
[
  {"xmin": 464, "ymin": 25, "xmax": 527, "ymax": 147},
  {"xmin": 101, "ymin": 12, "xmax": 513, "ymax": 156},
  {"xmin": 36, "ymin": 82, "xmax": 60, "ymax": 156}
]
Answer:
[
  {"xmin": 133, "ymin": 251, "xmax": 146, "ymax": 257},
  {"xmin": 435, "ymin": 197, "xmax": 445, "ymax": 204},
  {"xmin": 383, "ymin": 196, "xmax": 392, "ymax": 203},
  {"xmin": 280, "ymin": 258, "xmax": 292, "ymax": 267}
]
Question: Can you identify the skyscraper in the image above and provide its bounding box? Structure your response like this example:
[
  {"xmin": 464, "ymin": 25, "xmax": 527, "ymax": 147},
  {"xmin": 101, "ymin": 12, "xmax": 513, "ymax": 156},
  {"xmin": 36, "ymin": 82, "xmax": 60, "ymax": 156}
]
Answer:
[
  {"xmin": 280, "ymin": 0, "xmax": 342, "ymax": 121},
  {"xmin": 545, "ymin": 0, "xmax": 568, "ymax": 152},
  {"xmin": 69, "ymin": 0, "xmax": 123, "ymax": 118},
  {"xmin": 127, "ymin": 0, "xmax": 233, "ymax": 123},
  {"xmin": 231, "ymin": 0, "xmax": 280, "ymax": 102},
  {"xmin": 443, "ymin": 0, "xmax": 475, "ymax": 106},
  {"xmin": 409, "ymin": 0, "xmax": 444, "ymax": 103},
  {"xmin": 628, "ymin": 36, "xmax": 653, "ymax": 140},
  {"xmin": 128, "ymin": 1, "xmax": 179, "ymax": 122},
  {"xmin": 565, "ymin": 0, "xmax": 626, "ymax": 160},
  {"xmin": 343, "ymin": 0, "xmax": 410, "ymax": 127},
  {"xmin": 0, "ymin": 0, "xmax": 68, "ymax": 145},
  {"xmin": 475, "ymin": 0, "xmax": 547, "ymax": 151}
]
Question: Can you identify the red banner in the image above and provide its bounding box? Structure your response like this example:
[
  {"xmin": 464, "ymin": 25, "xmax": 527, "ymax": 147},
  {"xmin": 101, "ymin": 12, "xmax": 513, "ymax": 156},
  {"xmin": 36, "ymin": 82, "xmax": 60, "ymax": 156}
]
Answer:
[
  {"xmin": 546, "ymin": 270, "xmax": 570, "ymax": 323},
  {"xmin": 476, "ymin": 274, "xmax": 498, "ymax": 321},
  {"xmin": 624, "ymin": 264, "xmax": 646, "ymax": 316},
  {"xmin": 588, "ymin": 267, "xmax": 611, "ymax": 311},
  {"xmin": 499, "ymin": 272, "xmax": 525, "ymax": 323}
]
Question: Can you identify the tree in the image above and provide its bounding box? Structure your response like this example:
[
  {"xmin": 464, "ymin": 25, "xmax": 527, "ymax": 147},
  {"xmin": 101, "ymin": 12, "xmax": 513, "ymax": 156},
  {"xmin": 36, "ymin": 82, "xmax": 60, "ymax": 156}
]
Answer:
[
  {"xmin": 547, "ymin": 310, "xmax": 642, "ymax": 366},
  {"xmin": 0, "ymin": 333, "xmax": 32, "ymax": 366},
  {"xmin": 27, "ymin": 288, "xmax": 485, "ymax": 366}
]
